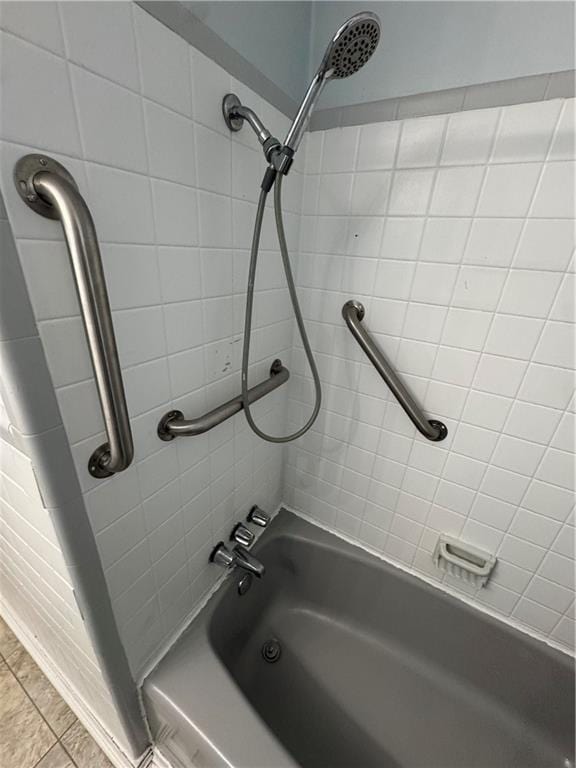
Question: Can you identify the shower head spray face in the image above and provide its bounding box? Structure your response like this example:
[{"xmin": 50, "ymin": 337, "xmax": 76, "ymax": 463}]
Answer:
[
  {"xmin": 323, "ymin": 13, "xmax": 381, "ymax": 79},
  {"xmin": 282, "ymin": 12, "xmax": 381, "ymax": 157}
]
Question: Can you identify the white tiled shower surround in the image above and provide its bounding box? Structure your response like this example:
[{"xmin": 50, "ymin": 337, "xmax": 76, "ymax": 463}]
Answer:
[
  {"xmin": 284, "ymin": 98, "xmax": 575, "ymax": 652},
  {"xmin": 0, "ymin": 1, "xmax": 299, "ymax": 679},
  {"xmin": 0, "ymin": 0, "xmax": 573, "ymax": 738}
]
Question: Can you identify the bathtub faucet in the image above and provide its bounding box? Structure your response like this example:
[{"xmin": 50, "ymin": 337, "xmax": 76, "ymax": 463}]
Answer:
[{"xmin": 210, "ymin": 542, "xmax": 265, "ymax": 578}]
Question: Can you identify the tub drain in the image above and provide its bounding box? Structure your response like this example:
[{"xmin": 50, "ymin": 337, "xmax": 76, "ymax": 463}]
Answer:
[{"xmin": 261, "ymin": 638, "xmax": 282, "ymax": 663}]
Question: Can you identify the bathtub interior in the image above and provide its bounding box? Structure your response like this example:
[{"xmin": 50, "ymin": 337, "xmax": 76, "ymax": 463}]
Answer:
[{"xmin": 148, "ymin": 510, "xmax": 575, "ymax": 768}]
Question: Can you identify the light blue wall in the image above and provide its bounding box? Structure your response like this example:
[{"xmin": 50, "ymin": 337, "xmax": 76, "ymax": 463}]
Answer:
[
  {"xmin": 311, "ymin": 1, "xmax": 575, "ymax": 109},
  {"xmin": 181, "ymin": 1, "xmax": 574, "ymax": 111},
  {"xmin": 184, "ymin": 1, "xmax": 312, "ymax": 103}
]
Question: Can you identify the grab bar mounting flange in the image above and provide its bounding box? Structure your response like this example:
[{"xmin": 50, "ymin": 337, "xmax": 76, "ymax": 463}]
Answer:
[{"xmin": 14, "ymin": 153, "xmax": 77, "ymax": 219}]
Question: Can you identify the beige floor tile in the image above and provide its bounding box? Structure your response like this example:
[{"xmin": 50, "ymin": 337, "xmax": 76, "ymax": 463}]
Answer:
[
  {"xmin": 0, "ymin": 616, "xmax": 20, "ymax": 659},
  {"xmin": 6, "ymin": 646, "xmax": 76, "ymax": 736},
  {"xmin": 61, "ymin": 720, "xmax": 114, "ymax": 768},
  {"xmin": 36, "ymin": 743, "xmax": 75, "ymax": 768},
  {"xmin": 0, "ymin": 661, "xmax": 56, "ymax": 768}
]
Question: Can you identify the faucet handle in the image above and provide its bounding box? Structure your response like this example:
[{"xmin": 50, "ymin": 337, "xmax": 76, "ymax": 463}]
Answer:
[
  {"xmin": 247, "ymin": 505, "xmax": 270, "ymax": 528},
  {"xmin": 230, "ymin": 523, "xmax": 255, "ymax": 547},
  {"xmin": 210, "ymin": 542, "xmax": 235, "ymax": 568}
]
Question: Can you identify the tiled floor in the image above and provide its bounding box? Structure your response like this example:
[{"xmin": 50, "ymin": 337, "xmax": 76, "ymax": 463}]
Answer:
[{"xmin": 0, "ymin": 617, "xmax": 114, "ymax": 768}]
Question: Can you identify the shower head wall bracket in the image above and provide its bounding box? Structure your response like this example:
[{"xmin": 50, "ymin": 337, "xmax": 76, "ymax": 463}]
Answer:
[{"xmin": 222, "ymin": 94, "xmax": 282, "ymax": 162}]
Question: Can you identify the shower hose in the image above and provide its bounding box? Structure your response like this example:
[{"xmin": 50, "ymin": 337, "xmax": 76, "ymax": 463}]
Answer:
[{"xmin": 241, "ymin": 172, "xmax": 322, "ymax": 443}]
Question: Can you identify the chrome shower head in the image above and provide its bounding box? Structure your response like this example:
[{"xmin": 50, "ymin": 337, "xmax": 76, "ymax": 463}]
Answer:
[
  {"xmin": 283, "ymin": 12, "xmax": 380, "ymax": 156},
  {"xmin": 320, "ymin": 12, "xmax": 381, "ymax": 80}
]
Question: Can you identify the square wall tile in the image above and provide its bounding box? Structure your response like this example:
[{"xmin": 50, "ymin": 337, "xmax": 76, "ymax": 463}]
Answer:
[
  {"xmin": 492, "ymin": 435, "xmax": 544, "ymax": 476},
  {"xmin": 509, "ymin": 510, "xmax": 561, "ymax": 549},
  {"xmin": 419, "ymin": 218, "xmax": 470, "ymax": 264},
  {"xmin": 357, "ymin": 121, "xmax": 400, "ymax": 170},
  {"xmin": 453, "ymin": 266, "xmax": 507, "ymax": 311},
  {"xmin": 430, "ymin": 166, "xmax": 484, "ymax": 216},
  {"xmin": 71, "ymin": 66, "xmax": 147, "ymax": 174},
  {"xmin": 198, "ymin": 191, "xmax": 232, "ymax": 248},
  {"xmin": 441, "ymin": 308, "xmax": 491, "ymax": 351},
  {"xmin": 491, "ymin": 100, "xmax": 562, "ymax": 163},
  {"xmin": 396, "ymin": 116, "xmax": 446, "ymax": 168},
  {"xmin": 388, "ymin": 170, "xmax": 435, "ymax": 215},
  {"xmin": 410, "ymin": 263, "xmax": 458, "ymax": 305},
  {"xmin": 549, "ymin": 100, "xmax": 576, "ymax": 160},
  {"xmin": 158, "ymin": 246, "xmax": 202, "ymax": 304},
  {"xmin": 321, "ymin": 128, "xmax": 359, "ymax": 173},
  {"xmin": 196, "ymin": 125, "xmax": 231, "ymax": 195},
  {"xmin": 380, "ymin": 218, "xmax": 425, "ymax": 260},
  {"xmin": 531, "ymin": 161, "xmax": 575, "ymax": 218},
  {"xmin": 0, "ymin": 32, "xmax": 81, "ymax": 155},
  {"xmin": 514, "ymin": 220, "xmax": 575, "ymax": 271},
  {"xmin": 0, "ymin": 1, "xmax": 64, "ymax": 54},
  {"xmin": 135, "ymin": 5, "xmax": 191, "ymax": 116},
  {"xmin": 60, "ymin": 0, "xmax": 139, "ymax": 90},
  {"xmin": 477, "ymin": 163, "xmax": 542, "ymax": 217},
  {"xmin": 145, "ymin": 101, "xmax": 196, "ymax": 185},
  {"xmin": 519, "ymin": 363, "xmax": 574, "ymax": 410},
  {"xmin": 350, "ymin": 172, "xmax": 391, "ymax": 215},
  {"xmin": 533, "ymin": 322, "xmax": 574, "ymax": 369},
  {"xmin": 464, "ymin": 219, "xmax": 523, "ymax": 267},
  {"xmin": 441, "ymin": 108, "xmax": 499, "ymax": 165},
  {"xmin": 505, "ymin": 401, "xmax": 562, "ymax": 445},
  {"xmin": 499, "ymin": 270, "xmax": 562, "ymax": 318},
  {"xmin": 85, "ymin": 164, "xmax": 154, "ymax": 244},
  {"xmin": 485, "ymin": 315, "xmax": 543, "ymax": 360},
  {"xmin": 473, "ymin": 355, "xmax": 527, "ymax": 397},
  {"xmin": 152, "ymin": 180, "xmax": 199, "ymax": 246}
]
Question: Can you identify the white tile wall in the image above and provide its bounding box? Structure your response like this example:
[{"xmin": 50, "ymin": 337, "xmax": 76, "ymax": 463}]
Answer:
[
  {"xmin": 285, "ymin": 98, "xmax": 575, "ymax": 654},
  {"xmin": 0, "ymin": 196, "xmax": 130, "ymax": 752},
  {"xmin": 0, "ymin": 2, "xmax": 297, "ymax": 676},
  {"xmin": 0, "ymin": 438, "xmax": 129, "ymax": 746}
]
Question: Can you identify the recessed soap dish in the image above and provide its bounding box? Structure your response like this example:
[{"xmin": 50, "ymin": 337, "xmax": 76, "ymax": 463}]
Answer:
[{"xmin": 433, "ymin": 534, "xmax": 497, "ymax": 588}]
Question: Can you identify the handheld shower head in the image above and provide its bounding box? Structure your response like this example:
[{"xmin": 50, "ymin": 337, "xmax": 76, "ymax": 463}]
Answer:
[
  {"xmin": 320, "ymin": 12, "xmax": 381, "ymax": 80},
  {"xmin": 283, "ymin": 12, "xmax": 380, "ymax": 155}
]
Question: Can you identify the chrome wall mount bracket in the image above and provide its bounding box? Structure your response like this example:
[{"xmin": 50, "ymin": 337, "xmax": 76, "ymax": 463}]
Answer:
[{"xmin": 222, "ymin": 93, "xmax": 244, "ymax": 132}]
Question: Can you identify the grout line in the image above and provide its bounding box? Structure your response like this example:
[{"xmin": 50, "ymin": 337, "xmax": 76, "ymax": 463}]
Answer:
[
  {"xmin": 3, "ymin": 647, "xmax": 80, "ymax": 767},
  {"xmin": 286, "ymin": 105, "xmax": 574, "ymax": 640}
]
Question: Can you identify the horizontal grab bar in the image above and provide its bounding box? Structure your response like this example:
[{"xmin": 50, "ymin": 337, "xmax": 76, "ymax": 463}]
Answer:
[
  {"xmin": 342, "ymin": 300, "xmax": 447, "ymax": 442},
  {"xmin": 158, "ymin": 359, "xmax": 289, "ymax": 440},
  {"xmin": 14, "ymin": 155, "xmax": 134, "ymax": 477}
]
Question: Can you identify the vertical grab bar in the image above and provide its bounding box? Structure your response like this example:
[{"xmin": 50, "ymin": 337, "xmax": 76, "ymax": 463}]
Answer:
[
  {"xmin": 342, "ymin": 300, "xmax": 447, "ymax": 442},
  {"xmin": 14, "ymin": 154, "xmax": 133, "ymax": 478}
]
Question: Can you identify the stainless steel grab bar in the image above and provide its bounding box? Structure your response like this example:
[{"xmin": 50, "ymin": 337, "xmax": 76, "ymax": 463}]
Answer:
[
  {"xmin": 342, "ymin": 300, "xmax": 447, "ymax": 442},
  {"xmin": 14, "ymin": 154, "xmax": 134, "ymax": 477},
  {"xmin": 158, "ymin": 359, "xmax": 289, "ymax": 440}
]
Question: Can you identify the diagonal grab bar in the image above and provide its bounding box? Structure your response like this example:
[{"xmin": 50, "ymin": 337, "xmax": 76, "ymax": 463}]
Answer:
[
  {"xmin": 157, "ymin": 359, "xmax": 289, "ymax": 440},
  {"xmin": 342, "ymin": 300, "xmax": 447, "ymax": 442},
  {"xmin": 14, "ymin": 154, "xmax": 134, "ymax": 477}
]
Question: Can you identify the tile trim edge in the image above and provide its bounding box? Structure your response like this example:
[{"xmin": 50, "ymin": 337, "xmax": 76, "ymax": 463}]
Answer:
[{"xmin": 310, "ymin": 69, "xmax": 576, "ymax": 130}]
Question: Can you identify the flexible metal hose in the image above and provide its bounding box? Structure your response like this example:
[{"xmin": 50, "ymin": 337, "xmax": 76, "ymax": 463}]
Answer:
[{"xmin": 241, "ymin": 172, "xmax": 322, "ymax": 442}]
